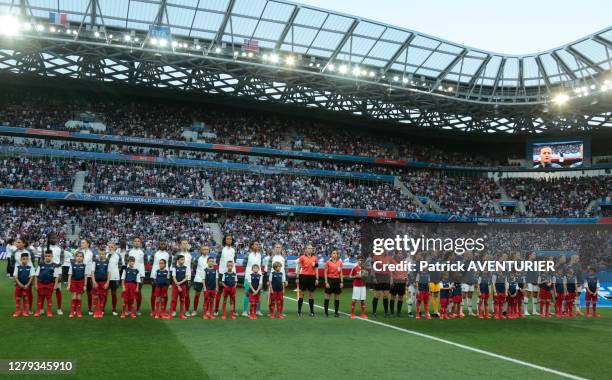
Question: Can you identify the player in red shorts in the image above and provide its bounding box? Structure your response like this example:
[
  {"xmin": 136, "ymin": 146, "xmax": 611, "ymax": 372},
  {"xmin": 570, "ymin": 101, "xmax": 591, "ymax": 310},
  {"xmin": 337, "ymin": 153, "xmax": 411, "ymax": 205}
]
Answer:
[
  {"xmin": 477, "ymin": 270, "xmax": 492, "ymax": 319},
  {"xmin": 247, "ymin": 264, "xmax": 263, "ymax": 320},
  {"xmin": 492, "ymin": 271, "xmax": 507, "ymax": 320},
  {"xmin": 221, "ymin": 261, "xmax": 237, "ymax": 320},
  {"xmin": 202, "ymin": 256, "xmax": 218, "ymax": 320},
  {"xmin": 450, "ymin": 278, "xmax": 463, "ymax": 318},
  {"xmin": 269, "ymin": 262, "xmax": 287, "ymax": 319},
  {"xmin": 121, "ymin": 256, "xmax": 142, "ymax": 319},
  {"xmin": 552, "ymin": 268, "xmax": 566, "ymax": 318},
  {"xmin": 538, "ymin": 273, "xmax": 553, "ymax": 318},
  {"xmin": 415, "ymin": 267, "xmax": 431, "ymax": 320},
  {"xmin": 170, "ymin": 255, "xmax": 190, "ymax": 320},
  {"xmin": 438, "ymin": 272, "xmax": 452, "ymax": 320},
  {"xmin": 34, "ymin": 250, "xmax": 60, "ymax": 318},
  {"xmin": 564, "ymin": 268, "xmax": 578, "ymax": 317},
  {"xmin": 91, "ymin": 248, "xmax": 111, "ymax": 318},
  {"xmin": 151, "ymin": 259, "xmax": 170, "ymax": 319},
  {"xmin": 13, "ymin": 252, "xmax": 34, "ymax": 317},
  {"xmin": 506, "ymin": 273, "xmax": 519, "ymax": 319},
  {"xmin": 584, "ymin": 267, "xmax": 599, "ymax": 318},
  {"xmin": 67, "ymin": 251, "xmax": 87, "ymax": 318}
]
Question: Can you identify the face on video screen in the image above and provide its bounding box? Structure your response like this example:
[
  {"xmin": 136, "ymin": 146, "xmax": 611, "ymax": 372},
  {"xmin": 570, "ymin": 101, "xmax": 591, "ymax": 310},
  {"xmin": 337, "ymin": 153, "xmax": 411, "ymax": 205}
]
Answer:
[{"xmin": 532, "ymin": 141, "xmax": 583, "ymax": 169}]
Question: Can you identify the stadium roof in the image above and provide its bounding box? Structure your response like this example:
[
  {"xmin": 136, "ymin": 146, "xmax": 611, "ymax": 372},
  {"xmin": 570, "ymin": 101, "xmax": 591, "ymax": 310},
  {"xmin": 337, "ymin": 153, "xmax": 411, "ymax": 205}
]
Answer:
[
  {"xmin": 0, "ymin": 0, "xmax": 611, "ymax": 134},
  {"xmin": 7, "ymin": 0, "xmax": 611, "ymax": 90}
]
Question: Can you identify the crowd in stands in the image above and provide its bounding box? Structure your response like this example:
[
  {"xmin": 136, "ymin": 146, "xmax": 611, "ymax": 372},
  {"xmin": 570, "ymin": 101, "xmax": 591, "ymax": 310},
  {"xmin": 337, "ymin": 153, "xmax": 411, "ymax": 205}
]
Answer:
[
  {"xmin": 404, "ymin": 172, "xmax": 500, "ymax": 216},
  {"xmin": 0, "ymin": 89, "xmax": 512, "ymax": 166},
  {"xmin": 501, "ymin": 176, "xmax": 612, "ymax": 218},
  {"xmin": 0, "ymin": 156, "xmax": 79, "ymax": 191}
]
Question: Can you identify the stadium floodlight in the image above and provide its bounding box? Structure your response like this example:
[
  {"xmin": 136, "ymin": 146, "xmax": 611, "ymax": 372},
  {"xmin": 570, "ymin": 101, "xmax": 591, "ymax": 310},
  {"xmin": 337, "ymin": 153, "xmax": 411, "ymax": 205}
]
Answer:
[
  {"xmin": 0, "ymin": 15, "xmax": 20, "ymax": 36},
  {"xmin": 134, "ymin": 37, "xmax": 139, "ymax": 42},
  {"xmin": 352, "ymin": 66, "xmax": 361, "ymax": 76},
  {"xmin": 72, "ymin": 30, "xmax": 78, "ymax": 35},
  {"xmin": 215, "ymin": 47, "xmax": 222, "ymax": 54},
  {"xmin": 36, "ymin": 24, "xmax": 44, "ymax": 32},
  {"xmin": 159, "ymin": 38, "xmax": 167, "ymax": 47},
  {"xmin": 285, "ymin": 56, "xmax": 295, "ymax": 66},
  {"xmin": 108, "ymin": 34, "xmax": 113, "ymax": 39},
  {"xmin": 270, "ymin": 53, "xmax": 279, "ymax": 63},
  {"xmin": 262, "ymin": 54, "xmax": 268, "ymax": 61},
  {"xmin": 448, "ymin": 86, "xmax": 454, "ymax": 92},
  {"xmin": 590, "ymin": 84, "xmax": 596, "ymax": 90},
  {"xmin": 316, "ymin": 63, "xmax": 321, "ymax": 68},
  {"xmin": 605, "ymin": 79, "xmax": 610, "ymax": 85},
  {"xmin": 124, "ymin": 35, "xmax": 131, "ymax": 42},
  {"xmin": 50, "ymin": 26, "xmax": 56, "ymax": 33},
  {"xmin": 602, "ymin": 85, "xmax": 609, "ymax": 92},
  {"xmin": 338, "ymin": 65, "xmax": 347, "ymax": 74},
  {"xmin": 195, "ymin": 44, "xmax": 201, "ymax": 50},
  {"xmin": 171, "ymin": 40, "xmax": 178, "ymax": 48},
  {"xmin": 438, "ymin": 85, "xmax": 444, "ymax": 91},
  {"xmin": 150, "ymin": 37, "xmax": 158, "ymax": 46},
  {"xmin": 552, "ymin": 93, "xmax": 569, "ymax": 104},
  {"xmin": 66, "ymin": 29, "xmax": 72, "ymax": 35},
  {"xmin": 22, "ymin": 22, "xmax": 31, "ymax": 31},
  {"xmin": 241, "ymin": 51, "xmax": 247, "ymax": 57},
  {"xmin": 368, "ymin": 71, "xmax": 375, "ymax": 77},
  {"xmin": 94, "ymin": 31, "xmax": 100, "ymax": 38},
  {"xmin": 247, "ymin": 52, "xmax": 253, "ymax": 58},
  {"xmin": 327, "ymin": 64, "xmax": 335, "ymax": 72},
  {"xmin": 393, "ymin": 75, "xmax": 399, "ymax": 82},
  {"xmin": 402, "ymin": 77, "xmax": 408, "ymax": 84}
]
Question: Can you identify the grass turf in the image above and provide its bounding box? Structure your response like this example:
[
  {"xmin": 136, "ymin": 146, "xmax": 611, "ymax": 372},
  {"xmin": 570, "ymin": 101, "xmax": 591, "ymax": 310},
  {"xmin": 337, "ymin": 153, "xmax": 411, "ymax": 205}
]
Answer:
[{"xmin": 1, "ymin": 275, "xmax": 609, "ymax": 379}]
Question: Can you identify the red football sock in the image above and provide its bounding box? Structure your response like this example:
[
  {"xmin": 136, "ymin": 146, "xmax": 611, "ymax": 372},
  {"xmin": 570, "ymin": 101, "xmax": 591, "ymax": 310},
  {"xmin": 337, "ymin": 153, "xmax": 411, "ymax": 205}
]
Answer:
[
  {"xmin": 150, "ymin": 292, "xmax": 155, "ymax": 311},
  {"xmin": 351, "ymin": 300, "xmax": 356, "ymax": 314},
  {"xmin": 87, "ymin": 291, "xmax": 92, "ymax": 311},
  {"xmin": 215, "ymin": 291, "xmax": 222, "ymax": 312},
  {"xmin": 111, "ymin": 291, "xmax": 117, "ymax": 311},
  {"xmin": 136, "ymin": 292, "xmax": 142, "ymax": 311}
]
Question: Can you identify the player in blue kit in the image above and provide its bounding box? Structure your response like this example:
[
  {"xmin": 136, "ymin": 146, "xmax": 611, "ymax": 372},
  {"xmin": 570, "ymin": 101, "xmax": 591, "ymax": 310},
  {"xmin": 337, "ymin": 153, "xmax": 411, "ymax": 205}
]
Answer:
[
  {"xmin": 438, "ymin": 272, "xmax": 451, "ymax": 320},
  {"xmin": 121, "ymin": 257, "xmax": 141, "ymax": 319},
  {"xmin": 91, "ymin": 249, "xmax": 111, "ymax": 318},
  {"xmin": 492, "ymin": 271, "xmax": 507, "ymax": 320},
  {"xmin": 564, "ymin": 268, "xmax": 578, "ymax": 317},
  {"xmin": 221, "ymin": 261, "xmax": 238, "ymax": 320},
  {"xmin": 415, "ymin": 268, "xmax": 431, "ymax": 320},
  {"xmin": 507, "ymin": 273, "xmax": 519, "ymax": 319},
  {"xmin": 269, "ymin": 261, "xmax": 287, "ymax": 319},
  {"xmin": 151, "ymin": 259, "xmax": 170, "ymax": 319},
  {"xmin": 450, "ymin": 278, "xmax": 463, "ymax": 318},
  {"xmin": 553, "ymin": 268, "xmax": 566, "ymax": 318},
  {"xmin": 68, "ymin": 251, "xmax": 87, "ymax": 318},
  {"xmin": 34, "ymin": 250, "xmax": 59, "ymax": 318},
  {"xmin": 248, "ymin": 264, "xmax": 263, "ymax": 320},
  {"xmin": 202, "ymin": 257, "xmax": 218, "ymax": 320},
  {"xmin": 477, "ymin": 270, "xmax": 492, "ymax": 319},
  {"xmin": 538, "ymin": 272, "xmax": 553, "ymax": 318},
  {"xmin": 170, "ymin": 255, "xmax": 190, "ymax": 320},
  {"xmin": 13, "ymin": 253, "xmax": 34, "ymax": 317}
]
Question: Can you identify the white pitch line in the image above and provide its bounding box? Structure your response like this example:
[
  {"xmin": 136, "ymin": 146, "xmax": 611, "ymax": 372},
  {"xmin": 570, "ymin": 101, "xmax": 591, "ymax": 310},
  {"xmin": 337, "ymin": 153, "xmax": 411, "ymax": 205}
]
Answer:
[{"xmin": 284, "ymin": 296, "xmax": 588, "ymax": 380}]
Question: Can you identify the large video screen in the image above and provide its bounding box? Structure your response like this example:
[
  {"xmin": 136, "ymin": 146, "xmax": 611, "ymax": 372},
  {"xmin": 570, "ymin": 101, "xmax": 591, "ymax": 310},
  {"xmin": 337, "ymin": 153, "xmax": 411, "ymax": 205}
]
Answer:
[{"xmin": 531, "ymin": 140, "xmax": 583, "ymax": 169}]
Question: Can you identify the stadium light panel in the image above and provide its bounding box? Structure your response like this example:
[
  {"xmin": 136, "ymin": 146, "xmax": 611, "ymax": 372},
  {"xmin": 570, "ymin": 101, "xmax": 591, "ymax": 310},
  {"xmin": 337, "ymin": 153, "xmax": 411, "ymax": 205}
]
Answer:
[
  {"xmin": 159, "ymin": 38, "xmax": 167, "ymax": 47},
  {"xmin": 393, "ymin": 75, "xmax": 399, "ymax": 82},
  {"xmin": 124, "ymin": 35, "xmax": 131, "ymax": 42},
  {"xmin": 327, "ymin": 64, "xmax": 335, "ymax": 72},
  {"xmin": 215, "ymin": 47, "xmax": 222, "ymax": 54},
  {"xmin": 36, "ymin": 24, "xmax": 44, "ymax": 32},
  {"xmin": 368, "ymin": 71, "xmax": 375, "ymax": 77},
  {"xmin": 552, "ymin": 93, "xmax": 569, "ymax": 104},
  {"xmin": 402, "ymin": 77, "xmax": 408, "ymax": 84},
  {"xmin": 270, "ymin": 54, "xmax": 279, "ymax": 63},
  {"xmin": 0, "ymin": 15, "xmax": 19, "ymax": 36},
  {"xmin": 339, "ymin": 65, "xmax": 347, "ymax": 74},
  {"xmin": 285, "ymin": 56, "xmax": 295, "ymax": 66},
  {"xmin": 247, "ymin": 52, "xmax": 253, "ymax": 58},
  {"xmin": 22, "ymin": 22, "xmax": 31, "ymax": 31},
  {"xmin": 171, "ymin": 41, "xmax": 178, "ymax": 48},
  {"xmin": 352, "ymin": 66, "xmax": 361, "ymax": 76},
  {"xmin": 50, "ymin": 26, "xmax": 56, "ymax": 33},
  {"xmin": 94, "ymin": 31, "xmax": 100, "ymax": 38}
]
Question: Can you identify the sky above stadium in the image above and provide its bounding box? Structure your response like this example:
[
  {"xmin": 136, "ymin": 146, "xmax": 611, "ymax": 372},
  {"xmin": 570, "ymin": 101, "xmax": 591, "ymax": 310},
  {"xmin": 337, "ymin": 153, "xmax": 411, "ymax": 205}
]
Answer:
[{"xmin": 297, "ymin": 0, "xmax": 611, "ymax": 55}]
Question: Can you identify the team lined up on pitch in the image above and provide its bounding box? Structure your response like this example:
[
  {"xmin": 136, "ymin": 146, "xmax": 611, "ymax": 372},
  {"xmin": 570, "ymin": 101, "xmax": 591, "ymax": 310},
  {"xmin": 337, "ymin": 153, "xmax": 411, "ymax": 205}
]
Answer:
[{"xmin": 9, "ymin": 236, "xmax": 602, "ymax": 320}]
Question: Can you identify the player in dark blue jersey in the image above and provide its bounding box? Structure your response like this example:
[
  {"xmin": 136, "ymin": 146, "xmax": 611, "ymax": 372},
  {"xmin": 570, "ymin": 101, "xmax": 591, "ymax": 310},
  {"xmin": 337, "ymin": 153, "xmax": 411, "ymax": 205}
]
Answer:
[
  {"xmin": 415, "ymin": 267, "xmax": 431, "ymax": 320},
  {"xmin": 91, "ymin": 248, "xmax": 111, "ymax": 318},
  {"xmin": 538, "ymin": 272, "xmax": 553, "ymax": 318},
  {"xmin": 269, "ymin": 261, "xmax": 287, "ymax": 319},
  {"xmin": 221, "ymin": 261, "xmax": 238, "ymax": 320},
  {"xmin": 507, "ymin": 273, "xmax": 519, "ymax": 319},
  {"xmin": 553, "ymin": 268, "xmax": 566, "ymax": 318},
  {"xmin": 492, "ymin": 271, "xmax": 507, "ymax": 320},
  {"xmin": 450, "ymin": 278, "xmax": 463, "ymax": 319},
  {"xmin": 477, "ymin": 270, "xmax": 492, "ymax": 319},
  {"xmin": 248, "ymin": 264, "xmax": 263, "ymax": 320},
  {"xmin": 564, "ymin": 268, "xmax": 578, "ymax": 317},
  {"xmin": 13, "ymin": 252, "xmax": 34, "ymax": 317},
  {"xmin": 34, "ymin": 250, "xmax": 59, "ymax": 318},
  {"xmin": 151, "ymin": 259, "xmax": 170, "ymax": 319},
  {"xmin": 121, "ymin": 256, "xmax": 142, "ymax": 319},
  {"xmin": 170, "ymin": 255, "xmax": 190, "ymax": 320},
  {"xmin": 68, "ymin": 251, "xmax": 87, "ymax": 318},
  {"xmin": 202, "ymin": 257, "xmax": 218, "ymax": 320},
  {"xmin": 438, "ymin": 272, "xmax": 452, "ymax": 320}
]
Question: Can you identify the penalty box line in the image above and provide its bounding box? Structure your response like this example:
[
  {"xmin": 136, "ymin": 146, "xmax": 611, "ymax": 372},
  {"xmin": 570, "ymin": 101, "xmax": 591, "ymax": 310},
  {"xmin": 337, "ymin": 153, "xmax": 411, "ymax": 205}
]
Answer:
[{"xmin": 283, "ymin": 296, "xmax": 588, "ymax": 380}]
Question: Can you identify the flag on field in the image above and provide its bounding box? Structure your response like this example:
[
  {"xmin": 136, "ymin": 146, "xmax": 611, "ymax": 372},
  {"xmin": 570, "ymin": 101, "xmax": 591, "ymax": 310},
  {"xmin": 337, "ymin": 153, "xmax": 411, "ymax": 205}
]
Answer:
[
  {"xmin": 49, "ymin": 12, "xmax": 67, "ymax": 25},
  {"xmin": 243, "ymin": 38, "xmax": 259, "ymax": 52}
]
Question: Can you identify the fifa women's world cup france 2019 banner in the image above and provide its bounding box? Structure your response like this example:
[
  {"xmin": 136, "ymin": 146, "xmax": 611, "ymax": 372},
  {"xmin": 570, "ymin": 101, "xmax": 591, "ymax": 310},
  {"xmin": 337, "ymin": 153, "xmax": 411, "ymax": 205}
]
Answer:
[{"xmin": 359, "ymin": 223, "xmax": 611, "ymax": 306}]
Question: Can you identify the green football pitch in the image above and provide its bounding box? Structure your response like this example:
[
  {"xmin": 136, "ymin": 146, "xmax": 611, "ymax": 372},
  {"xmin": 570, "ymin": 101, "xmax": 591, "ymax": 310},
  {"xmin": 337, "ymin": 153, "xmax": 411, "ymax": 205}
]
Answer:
[{"xmin": 1, "ymin": 275, "xmax": 610, "ymax": 380}]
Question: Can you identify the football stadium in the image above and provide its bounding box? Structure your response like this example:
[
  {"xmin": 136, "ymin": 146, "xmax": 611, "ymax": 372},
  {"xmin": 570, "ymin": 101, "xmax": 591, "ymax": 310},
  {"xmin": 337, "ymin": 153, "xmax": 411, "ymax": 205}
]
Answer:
[{"xmin": 0, "ymin": 0, "xmax": 611, "ymax": 379}]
